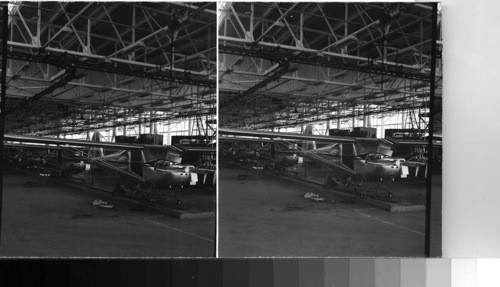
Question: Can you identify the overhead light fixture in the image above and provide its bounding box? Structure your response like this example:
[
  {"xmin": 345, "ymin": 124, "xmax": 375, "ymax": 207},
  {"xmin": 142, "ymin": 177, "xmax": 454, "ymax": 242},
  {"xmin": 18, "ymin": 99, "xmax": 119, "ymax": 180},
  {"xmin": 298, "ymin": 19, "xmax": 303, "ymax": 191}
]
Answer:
[
  {"xmin": 50, "ymin": 69, "xmax": 68, "ymax": 82},
  {"xmin": 321, "ymin": 35, "xmax": 359, "ymax": 52},
  {"xmin": 394, "ymin": 47, "xmax": 418, "ymax": 58},
  {"xmin": 416, "ymin": 93, "xmax": 430, "ymax": 98},
  {"xmin": 409, "ymin": 82, "xmax": 428, "ymax": 90},
  {"xmin": 275, "ymin": 21, "xmax": 285, "ymax": 27},
  {"xmin": 124, "ymin": 41, "xmax": 146, "ymax": 53},
  {"xmin": 421, "ymin": 67, "xmax": 431, "ymax": 73},
  {"xmin": 332, "ymin": 35, "xmax": 358, "ymax": 48},
  {"xmin": 184, "ymin": 53, "xmax": 207, "ymax": 64},
  {"xmin": 264, "ymin": 63, "xmax": 279, "ymax": 75}
]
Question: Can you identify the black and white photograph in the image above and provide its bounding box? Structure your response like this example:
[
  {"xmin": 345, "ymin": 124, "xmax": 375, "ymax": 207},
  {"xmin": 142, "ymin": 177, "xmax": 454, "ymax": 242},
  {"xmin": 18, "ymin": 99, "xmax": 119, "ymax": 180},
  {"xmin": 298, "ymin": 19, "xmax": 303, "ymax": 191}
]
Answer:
[
  {"xmin": 218, "ymin": 2, "xmax": 442, "ymax": 257},
  {"xmin": 3, "ymin": 0, "xmax": 500, "ymax": 285},
  {"xmin": 0, "ymin": 2, "xmax": 217, "ymax": 257}
]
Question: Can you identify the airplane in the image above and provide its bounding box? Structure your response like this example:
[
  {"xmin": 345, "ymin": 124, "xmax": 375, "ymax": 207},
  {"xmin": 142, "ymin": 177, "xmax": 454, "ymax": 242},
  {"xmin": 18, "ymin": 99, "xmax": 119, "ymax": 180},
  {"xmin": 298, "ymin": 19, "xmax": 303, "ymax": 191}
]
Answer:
[
  {"xmin": 3, "ymin": 133, "xmax": 216, "ymax": 206},
  {"xmin": 385, "ymin": 136, "xmax": 443, "ymax": 178},
  {"xmin": 219, "ymin": 128, "xmax": 437, "ymax": 198},
  {"xmin": 218, "ymin": 137, "xmax": 273, "ymax": 168},
  {"xmin": 4, "ymin": 143, "xmax": 87, "ymax": 179}
]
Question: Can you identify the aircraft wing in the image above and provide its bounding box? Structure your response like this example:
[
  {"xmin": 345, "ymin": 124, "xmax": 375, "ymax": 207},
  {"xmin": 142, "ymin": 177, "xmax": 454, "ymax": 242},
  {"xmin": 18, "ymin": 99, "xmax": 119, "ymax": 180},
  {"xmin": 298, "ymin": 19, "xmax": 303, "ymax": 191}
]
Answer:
[
  {"xmin": 4, "ymin": 142, "xmax": 62, "ymax": 150},
  {"xmin": 386, "ymin": 137, "xmax": 443, "ymax": 147},
  {"xmin": 173, "ymin": 145, "xmax": 217, "ymax": 153},
  {"xmin": 190, "ymin": 167, "xmax": 215, "ymax": 174},
  {"xmin": 219, "ymin": 128, "xmax": 355, "ymax": 143},
  {"xmin": 4, "ymin": 134, "xmax": 147, "ymax": 182},
  {"xmin": 218, "ymin": 137, "xmax": 275, "ymax": 143},
  {"xmin": 4, "ymin": 134, "xmax": 144, "ymax": 150},
  {"xmin": 401, "ymin": 161, "xmax": 426, "ymax": 167}
]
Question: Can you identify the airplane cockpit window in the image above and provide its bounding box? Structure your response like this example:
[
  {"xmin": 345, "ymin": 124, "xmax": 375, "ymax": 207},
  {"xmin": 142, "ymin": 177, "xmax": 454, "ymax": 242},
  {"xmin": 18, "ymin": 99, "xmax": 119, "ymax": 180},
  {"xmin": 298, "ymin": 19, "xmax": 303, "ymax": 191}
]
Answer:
[
  {"xmin": 366, "ymin": 153, "xmax": 382, "ymax": 162},
  {"xmin": 154, "ymin": 159, "xmax": 171, "ymax": 170}
]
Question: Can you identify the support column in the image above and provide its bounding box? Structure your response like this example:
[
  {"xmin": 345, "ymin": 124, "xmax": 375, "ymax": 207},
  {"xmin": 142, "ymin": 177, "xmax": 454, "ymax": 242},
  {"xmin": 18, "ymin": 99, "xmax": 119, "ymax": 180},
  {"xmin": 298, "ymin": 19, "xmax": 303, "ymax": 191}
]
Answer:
[
  {"xmin": 401, "ymin": 110, "xmax": 406, "ymax": 129},
  {"xmin": 153, "ymin": 122, "xmax": 158, "ymax": 134},
  {"xmin": 138, "ymin": 114, "xmax": 142, "ymax": 134},
  {"xmin": 425, "ymin": 3, "xmax": 438, "ymax": 257},
  {"xmin": 0, "ymin": 5, "xmax": 10, "ymax": 243},
  {"xmin": 352, "ymin": 107, "xmax": 356, "ymax": 129},
  {"xmin": 150, "ymin": 110, "xmax": 154, "ymax": 134},
  {"xmin": 112, "ymin": 124, "xmax": 117, "ymax": 142},
  {"xmin": 123, "ymin": 114, "xmax": 127, "ymax": 136},
  {"xmin": 188, "ymin": 117, "xmax": 193, "ymax": 135}
]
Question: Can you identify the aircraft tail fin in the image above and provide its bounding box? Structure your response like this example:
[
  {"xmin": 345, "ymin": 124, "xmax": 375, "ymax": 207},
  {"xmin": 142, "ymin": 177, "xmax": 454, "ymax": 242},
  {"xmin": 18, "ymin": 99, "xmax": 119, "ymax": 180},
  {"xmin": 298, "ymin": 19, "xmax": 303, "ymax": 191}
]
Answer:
[
  {"xmin": 302, "ymin": 124, "xmax": 316, "ymax": 151},
  {"xmin": 89, "ymin": 132, "xmax": 104, "ymax": 158}
]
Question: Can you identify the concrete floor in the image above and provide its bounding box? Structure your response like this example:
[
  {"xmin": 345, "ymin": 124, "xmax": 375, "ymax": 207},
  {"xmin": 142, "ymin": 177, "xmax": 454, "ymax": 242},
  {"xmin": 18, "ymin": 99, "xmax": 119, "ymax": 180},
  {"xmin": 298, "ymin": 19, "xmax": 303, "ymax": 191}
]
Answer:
[
  {"xmin": 218, "ymin": 166, "xmax": 441, "ymax": 257},
  {"xmin": 80, "ymin": 171, "xmax": 216, "ymax": 214},
  {"xmin": 0, "ymin": 173, "xmax": 215, "ymax": 257}
]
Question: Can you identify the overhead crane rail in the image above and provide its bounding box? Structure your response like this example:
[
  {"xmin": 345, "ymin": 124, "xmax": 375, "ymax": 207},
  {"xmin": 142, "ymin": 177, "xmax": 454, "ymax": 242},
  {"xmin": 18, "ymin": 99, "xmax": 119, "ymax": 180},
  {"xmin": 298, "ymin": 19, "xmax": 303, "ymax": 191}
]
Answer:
[
  {"xmin": 7, "ymin": 50, "xmax": 216, "ymax": 88},
  {"xmin": 219, "ymin": 45, "xmax": 431, "ymax": 82},
  {"xmin": 220, "ymin": 60, "xmax": 290, "ymax": 109},
  {"xmin": 6, "ymin": 65, "xmax": 77, "ymax": 115}
]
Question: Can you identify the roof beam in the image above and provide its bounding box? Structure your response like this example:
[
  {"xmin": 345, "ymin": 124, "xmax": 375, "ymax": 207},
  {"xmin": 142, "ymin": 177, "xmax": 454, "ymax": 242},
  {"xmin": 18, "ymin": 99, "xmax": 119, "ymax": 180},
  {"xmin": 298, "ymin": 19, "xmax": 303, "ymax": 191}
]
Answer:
[{"xmin": 42, "ymin": 3, "xmax": 93, "ymax": 49}]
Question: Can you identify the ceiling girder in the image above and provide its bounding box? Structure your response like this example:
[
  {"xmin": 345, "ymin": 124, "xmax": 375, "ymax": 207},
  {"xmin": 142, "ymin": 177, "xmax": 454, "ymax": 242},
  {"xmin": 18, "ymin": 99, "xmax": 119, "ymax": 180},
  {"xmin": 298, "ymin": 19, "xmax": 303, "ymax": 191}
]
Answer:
[
  {"xmin": 220, "ymin": 61, "xmax": 290, "ymax": 109},
  {"xmin": 219, "ymin": 45, "xmax": 430, "ymax": 82},
  {"xmin": 6, "ymin": 66, "xmax": 76, "ymax": 115},
  {"xmin": 7, "ymin": 50, "xmax": 215, "ymax": 88}
]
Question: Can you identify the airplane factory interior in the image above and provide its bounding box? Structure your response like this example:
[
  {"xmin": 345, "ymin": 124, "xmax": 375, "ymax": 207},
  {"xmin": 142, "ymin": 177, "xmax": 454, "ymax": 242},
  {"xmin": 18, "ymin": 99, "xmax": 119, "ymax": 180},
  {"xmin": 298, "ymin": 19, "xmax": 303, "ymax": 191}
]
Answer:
[
  {"xmin": 218, "ymin": 3, "xmax": 442, "ymax": 257},
  {"xmin": 0, "ymin": 2, "xmax": 216, "ymax": 257},
  {"xmin": 0, "ymin": 2, "xmax": 442, "ymax": 260}
]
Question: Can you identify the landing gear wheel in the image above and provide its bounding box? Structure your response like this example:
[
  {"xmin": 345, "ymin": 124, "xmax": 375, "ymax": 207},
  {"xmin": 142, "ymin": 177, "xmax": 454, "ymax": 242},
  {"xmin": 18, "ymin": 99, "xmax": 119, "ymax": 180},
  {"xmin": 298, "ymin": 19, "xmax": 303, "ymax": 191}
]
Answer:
[{"xmin": 387, "ymin": 193, "xmax": 393, "ymax": 199}]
